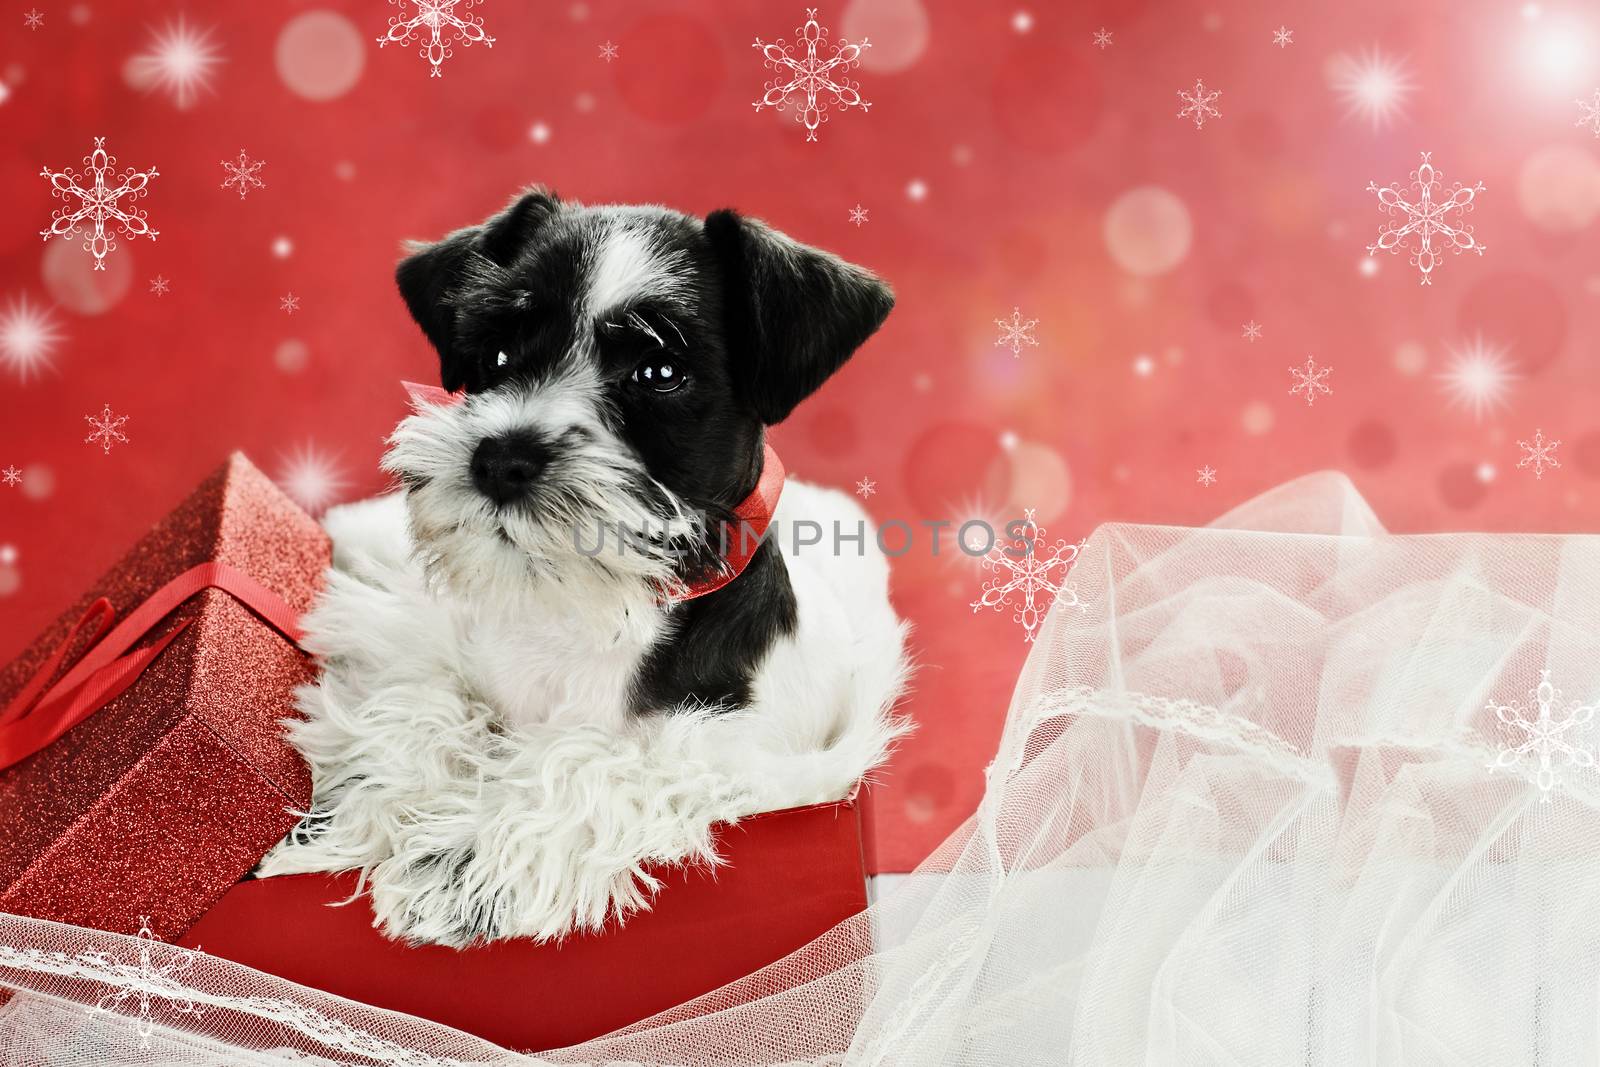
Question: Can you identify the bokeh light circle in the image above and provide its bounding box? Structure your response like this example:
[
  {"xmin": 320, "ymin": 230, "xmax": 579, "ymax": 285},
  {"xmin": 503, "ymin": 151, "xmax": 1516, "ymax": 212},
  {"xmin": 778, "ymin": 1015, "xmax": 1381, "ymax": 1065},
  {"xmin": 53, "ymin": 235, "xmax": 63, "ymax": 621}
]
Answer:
[
  {"xmin": 1104, "ymin": 187, "xmax": 1193, "ymax": 276},
  {"xmin": 276, "ymin": 11, "xmax": 365, "ymax": 102},
  {"xmin": 42, "ymin": 238, "xmax": 132, "ymax": 315}
]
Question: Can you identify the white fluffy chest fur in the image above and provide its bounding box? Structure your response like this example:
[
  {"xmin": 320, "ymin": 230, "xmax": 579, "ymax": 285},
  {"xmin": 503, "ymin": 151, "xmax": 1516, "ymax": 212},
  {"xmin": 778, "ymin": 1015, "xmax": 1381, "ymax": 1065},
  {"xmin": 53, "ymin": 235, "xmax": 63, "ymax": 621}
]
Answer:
[{"xmin": 259, "ymin": 478, "xmax": 912, "ymax": 945}]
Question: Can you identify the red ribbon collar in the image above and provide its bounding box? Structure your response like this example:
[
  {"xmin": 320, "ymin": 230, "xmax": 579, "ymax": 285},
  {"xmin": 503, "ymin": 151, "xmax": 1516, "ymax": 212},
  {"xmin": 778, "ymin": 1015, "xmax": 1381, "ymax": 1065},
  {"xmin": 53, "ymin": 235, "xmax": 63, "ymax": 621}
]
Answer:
[{"xmin": 403, "ymin": 381, "xmax": 785, "ymax": 604}]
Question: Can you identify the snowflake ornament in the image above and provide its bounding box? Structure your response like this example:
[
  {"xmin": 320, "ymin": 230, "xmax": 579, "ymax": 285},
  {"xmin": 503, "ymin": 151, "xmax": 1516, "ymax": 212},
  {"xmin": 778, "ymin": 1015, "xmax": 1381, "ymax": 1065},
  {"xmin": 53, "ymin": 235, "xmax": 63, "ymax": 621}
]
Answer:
[
  {"xmin": 378, "ymin": 0, "xmax": 495, "ymax": 78},
  {"xmin": 2, "ymin": 466, "xmax": 19, "ymax": 487},
  {"xmin": 24, "ymin": 8, "xmax": 42, "ymax": 29},
  {"xmin": 1365, "ymin": 153, "xmax": 1485, "ymax": 285},
  {"xmin": 149, "ymin": 275, "xmax": 170, "ymax": 297},
  {"xmin": 1272, "ymin": 26, "xmax": 1293, "ymax": 47},
  {"xmin": 1241, "ymin": 320, "xmax": 1262, "ymax": 342},
  {"xmin": 1177, "ymin": 79, "xmax": 1222, "ymax": 129},
  {"xmin": 995, "ymin": 307, "xmax": 1039, "ymax": 357},
  {"xmin": 1578, "ymin": 90, "xmax": 1600, "ymax": 138},
  {"xmin": 40, "ymin": 138, "xmax": 159, "ymax": 271},
  {"xmin": 971, "ymin": 510, "xmax": 1087, "ymax": 643},
  {"xmin": 598, "ymin": 40, "xmax": 618, "ymax": 63},
  {"xmin": 1288, "ymin": 355, "xmax": 1332, "ymax": 406},
  {"xmin": 855, "ymin": 476, "xmax": 877, "ymax": 498},
  {"xmin": 849, "ymin": 203, "xmax": 869, "ymax": 226},
  {"xmin": 220, "ymin": 150, "xmax": 265, "ymax": 200},
  {"xmin": 753, "ymin": 8, "xmax": 871, "ymax": 143},
  {"xmin": 1196, "ymin": 465, "xmax": 1217, "ymax": 486},
  {"xmin": 280, "ymin": 293, "xmax": 301, "ymax": 314},
  {"xmin": 83, "ymin": 917, "xmax": 205, "ymax": 1048},
  {"xmin": 84, "ymin": 404, "xmax": 129, "ymax": 455},
  {"xmin": 1488, "ymin": 670, "xmax": 1597, "ymax": 801},
  {"xmin": 1517, "ymin": 428, "xmax": 1560, "ymax": 479},
  {"xmin": 1093, "ymin": 28, "xmax": 1113, "ymax": 50}
]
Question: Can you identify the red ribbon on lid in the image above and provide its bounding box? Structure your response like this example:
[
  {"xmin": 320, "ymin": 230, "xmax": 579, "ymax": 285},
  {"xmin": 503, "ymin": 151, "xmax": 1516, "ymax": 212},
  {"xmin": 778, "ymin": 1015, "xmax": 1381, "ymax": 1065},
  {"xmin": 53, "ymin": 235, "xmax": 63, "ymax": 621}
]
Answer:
[{"xmin": 0, "ymin": 561, "xmax": 304, "ymax": 772}]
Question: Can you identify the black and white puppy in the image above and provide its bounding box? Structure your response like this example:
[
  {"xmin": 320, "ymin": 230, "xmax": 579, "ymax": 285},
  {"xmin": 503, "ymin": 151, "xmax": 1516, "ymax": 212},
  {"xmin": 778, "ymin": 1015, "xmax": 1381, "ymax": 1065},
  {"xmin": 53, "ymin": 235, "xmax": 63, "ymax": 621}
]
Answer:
[{"xmin": 259, "ymin": 190, "xmax": 912, "ymax": 946}]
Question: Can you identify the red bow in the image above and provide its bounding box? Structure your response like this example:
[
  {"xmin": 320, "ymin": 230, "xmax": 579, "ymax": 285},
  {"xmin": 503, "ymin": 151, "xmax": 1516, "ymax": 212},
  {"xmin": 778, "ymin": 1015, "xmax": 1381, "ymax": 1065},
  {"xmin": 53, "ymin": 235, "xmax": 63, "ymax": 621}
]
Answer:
[
  {"xmin": 0, "ymin": 562, "xmax": 303, "ymax": 772},
  {"xmin": 400, "ymin": 381, "xmax": 786, "ymax": 603}
]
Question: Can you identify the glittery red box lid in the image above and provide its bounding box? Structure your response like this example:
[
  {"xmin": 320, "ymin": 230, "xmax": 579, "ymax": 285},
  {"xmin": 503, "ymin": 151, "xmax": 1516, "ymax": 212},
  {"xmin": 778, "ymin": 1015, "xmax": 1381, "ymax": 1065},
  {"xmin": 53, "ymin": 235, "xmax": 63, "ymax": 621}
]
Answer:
[{"xmin": 0, "ymin": 452, "xmax": 329, "ymax": 941}]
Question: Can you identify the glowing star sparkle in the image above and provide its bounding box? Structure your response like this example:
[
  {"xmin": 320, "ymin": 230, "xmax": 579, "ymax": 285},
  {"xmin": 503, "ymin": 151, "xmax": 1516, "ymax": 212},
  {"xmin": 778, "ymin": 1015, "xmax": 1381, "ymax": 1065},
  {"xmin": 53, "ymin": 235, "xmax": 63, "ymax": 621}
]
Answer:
[
  {"xmin": 855, "ymin": 476, "xmax": 877, "ymax": 498},
  {"xmin": 129, "ymin": 16, "xmax": 224, "ymax": 109},
  {"xmin": 1578, "ymin": 90, "xmax": 1600, "ymax": 137},
  {"xmin": 276, "ymin": 444, "xmax": 348, "ymax": 514},
  {"xmin": 84, "ymin": 404, "xmax": 130, "ymax": 455},
  {"xmin": 40, "ymin": 138, "xmax": 159, "ymax": 271},
  {"xmin": 0, "ymin": 294, "xmax": 64, "ymax": 381},
  {"xmin": 219, "ymin": 149, "xmax": 265, "ymax": 200},
  {"xmin": 1331, "ymin": 47, "xmax": 1413, "ymax": 130},
  {"xmin": 1176, "ymin": 78, "xmax": 1222, "ymax": 129},
  {"xmin": 378, "ymin": 0, "xmax": 495, "ymax": 78},
  {"xmin": 82, "ymin": 917, "xmax": 205, "ymax": 1048},
  {"xmin": 1288, "ymin": 355, "xmax": 1332, "ymax": 406},
  {"xmin": 1517, "ymin": 428, "xmax": 1560, "ymax": 479},
  {"xmin": 753, "ymin": 8, "xmax": 871, "ymax": 143},
  {"xmin": 1439, "ymin": 335, "xmax": 1517, "ymax": 421},
  {"xmin": 994, "ymin": 307, "xmax": 1039, "ymax": 357},
  {"xmin": 1365, "ymin": 153, "xmax": 1485, "ymax": 286},
  {"xmin": 1488, "ymin": 670, "xmax": 1597, "ymax": 801},
  {"xmin": 971, "ymin": 510, "xmax": 1087, "ymax": 643}
]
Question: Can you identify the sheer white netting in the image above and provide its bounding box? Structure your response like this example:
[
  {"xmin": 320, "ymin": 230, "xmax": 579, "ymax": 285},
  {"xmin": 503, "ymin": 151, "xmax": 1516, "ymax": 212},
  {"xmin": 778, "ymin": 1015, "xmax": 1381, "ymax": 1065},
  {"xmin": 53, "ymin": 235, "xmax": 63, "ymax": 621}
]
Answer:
[{"xmin": 4, "ymin": 471, "xmax": 1599, "ymax": 1065}]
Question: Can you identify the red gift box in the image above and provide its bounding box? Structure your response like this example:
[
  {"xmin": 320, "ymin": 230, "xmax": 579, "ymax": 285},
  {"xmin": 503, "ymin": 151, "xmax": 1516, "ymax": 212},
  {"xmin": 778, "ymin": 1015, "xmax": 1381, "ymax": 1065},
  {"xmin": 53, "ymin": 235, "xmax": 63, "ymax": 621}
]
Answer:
[
  {"xmin": 180, "ymin": 796, "xmax": 870, "ymax": 1052},
  {"xmin": 0, "ymin": 453, "xmax": 328, "ymax": 940}
]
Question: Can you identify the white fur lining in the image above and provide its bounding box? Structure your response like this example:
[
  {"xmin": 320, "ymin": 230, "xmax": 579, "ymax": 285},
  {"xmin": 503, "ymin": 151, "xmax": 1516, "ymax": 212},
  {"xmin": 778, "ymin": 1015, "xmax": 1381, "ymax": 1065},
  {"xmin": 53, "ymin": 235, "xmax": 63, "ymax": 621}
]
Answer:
[{"xmin": 258, "ymin": 481, "xmax": 912, "ymax": 947}]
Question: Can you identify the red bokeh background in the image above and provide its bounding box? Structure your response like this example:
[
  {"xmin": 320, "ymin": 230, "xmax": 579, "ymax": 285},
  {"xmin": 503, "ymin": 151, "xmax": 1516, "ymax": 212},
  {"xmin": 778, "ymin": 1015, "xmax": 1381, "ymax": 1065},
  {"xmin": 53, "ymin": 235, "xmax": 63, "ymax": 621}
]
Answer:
[{"xmin": 4, "ymin": 0, "xmax": 1600, "ymax": 871}]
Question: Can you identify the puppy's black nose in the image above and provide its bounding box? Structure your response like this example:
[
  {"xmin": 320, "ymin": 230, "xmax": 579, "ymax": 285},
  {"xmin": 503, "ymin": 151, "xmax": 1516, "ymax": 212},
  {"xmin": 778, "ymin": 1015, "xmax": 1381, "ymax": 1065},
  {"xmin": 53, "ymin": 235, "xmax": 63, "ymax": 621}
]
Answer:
[{"xmin": 471, "ymin": 432, "xmax": 547, "ymax": 505}]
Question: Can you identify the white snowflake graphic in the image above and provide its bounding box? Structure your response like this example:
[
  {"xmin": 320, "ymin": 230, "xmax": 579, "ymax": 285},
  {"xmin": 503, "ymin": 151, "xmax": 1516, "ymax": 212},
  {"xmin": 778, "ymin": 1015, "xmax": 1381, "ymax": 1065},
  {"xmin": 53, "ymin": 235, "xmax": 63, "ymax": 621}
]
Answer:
[
  {"xmin": 1365, "ymin": 152, "xmax": 1485, "ymax": 286},
  {"xmin": 0, "ymin": 293, "xmax": 64, "ymax": 381},
  {"xmin": 129, "ymin": 16, "xmax": 224, "ymax": 109},
  {"xmin": 995, "ymin": 307, "xmax": 1039, "ymax": 357},
  {"xmin": 40, "ymin": 138, "xmax": 159, "ymax": 272},
  {"xmin": 24, "ymin": 8, "xmax": 42, "ymax": 29},
  {"xmin": 598, "ymin": 40, "xmax": 618, "ymax": 63},
  {"xmin": 378, "ymin": 0, "xmax": 495, "ymax": 78},
  {"xmin": 84, "ymin": 404, "xmax": 129, "ymax": 455},
  {"xmin": 1577, "ymin": 90, "xmax": 1600, "ymax": 138},
  {"xmin": 220, "ymin": 149, "xmax": 265, "ymax": 200},
  {"xmin": 1241, "ymin": 320, "xmax": 1262, "ymax": 342},
  {"xmin": 753, "ymin": 8, "xmax": 871, "ymax": 143},
  {"xmin": 849, "ymin": 203, "xmax": 869, "ymax": 226},
  {"xmin": 2, "ymin": 466, "xmax": 19, "ymax": 487},
  {"xmin": 855, "ymin": 476, "xmax": 877, "ymax": 498},
  {"xmin": 1288, "ymin": 355, "xmax": 1332, "ymax": 406},
  {"xmin": 149, "ymin": 275, "xmax": 170, "ymax": 297},
  {"xmin": 971, "ymin": 510, "xmax": 1087, "ymax": 643},
  {"xmin": 1177, "ymin": 78, "xmax": 1222, "ymax": 129},
  {"xmin": 1517, "ymin": 427, "xmax": 1560, "ymax": 479},
  {"xmin": 1197, "ymin": 464, "xmax": 1217, "ymax": 486},
  {"xmin": 277, "ymin": 444, "xmax": 348, "ymax": 514},
  {"xmin": 280, "ymin": 292, "xmax": 301, "ymax": 314},
  {"xmin": 1093, "ymin": 28, "xmax": 1113, "ymax": 50},
  {"xmin": 1272, "ymin": 26, "xmax": 1293, "ymax": 47},
  {"xmin": 83, "ymin": 917, "xmax": 206, "ymax": 1048},
  {"xmin": 1488, "ymin": 670, "xmax": 1597, "ymax": 801}
]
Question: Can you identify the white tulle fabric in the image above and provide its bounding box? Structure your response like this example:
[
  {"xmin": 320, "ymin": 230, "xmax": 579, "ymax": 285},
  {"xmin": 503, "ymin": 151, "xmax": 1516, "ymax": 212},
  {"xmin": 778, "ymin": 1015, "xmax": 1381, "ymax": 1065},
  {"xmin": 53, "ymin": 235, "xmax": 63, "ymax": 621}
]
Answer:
[{"xmin": 3, "ymin": 471, "xmax": 1598, "ymax": 1065}]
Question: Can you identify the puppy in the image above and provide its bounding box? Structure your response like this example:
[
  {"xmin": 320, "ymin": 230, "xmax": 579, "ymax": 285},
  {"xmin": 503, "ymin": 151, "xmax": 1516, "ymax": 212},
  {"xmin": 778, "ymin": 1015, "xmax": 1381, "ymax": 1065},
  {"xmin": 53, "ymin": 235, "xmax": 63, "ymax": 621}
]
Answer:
[{"xmin": 258, "ymin": 189, "xmax": 912, "ymax": 946}]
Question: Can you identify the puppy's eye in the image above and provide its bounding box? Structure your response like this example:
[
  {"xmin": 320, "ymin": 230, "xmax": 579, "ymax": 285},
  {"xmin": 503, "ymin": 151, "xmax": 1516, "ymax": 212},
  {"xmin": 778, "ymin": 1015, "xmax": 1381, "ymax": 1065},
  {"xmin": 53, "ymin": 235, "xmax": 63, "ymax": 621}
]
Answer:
[
  {"xmin": 496, "ymin": 351, "xmax": 509, "ymax": 367},
  {"xmin": 631, "ymin": 360, "xmax": 686, "ymax": 394}
]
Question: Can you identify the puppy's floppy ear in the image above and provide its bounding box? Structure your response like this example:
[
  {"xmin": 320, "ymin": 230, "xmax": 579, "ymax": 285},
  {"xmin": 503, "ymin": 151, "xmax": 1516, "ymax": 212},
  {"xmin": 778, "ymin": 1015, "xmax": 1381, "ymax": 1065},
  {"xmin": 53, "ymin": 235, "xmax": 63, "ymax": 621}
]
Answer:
[
  {"xmin": 705, "ymin": 209, "xmax": 894, "ymax": 425},
  {"xmin": 395, "ymin": 187, "xmax": 561, "ymax": 391}
]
